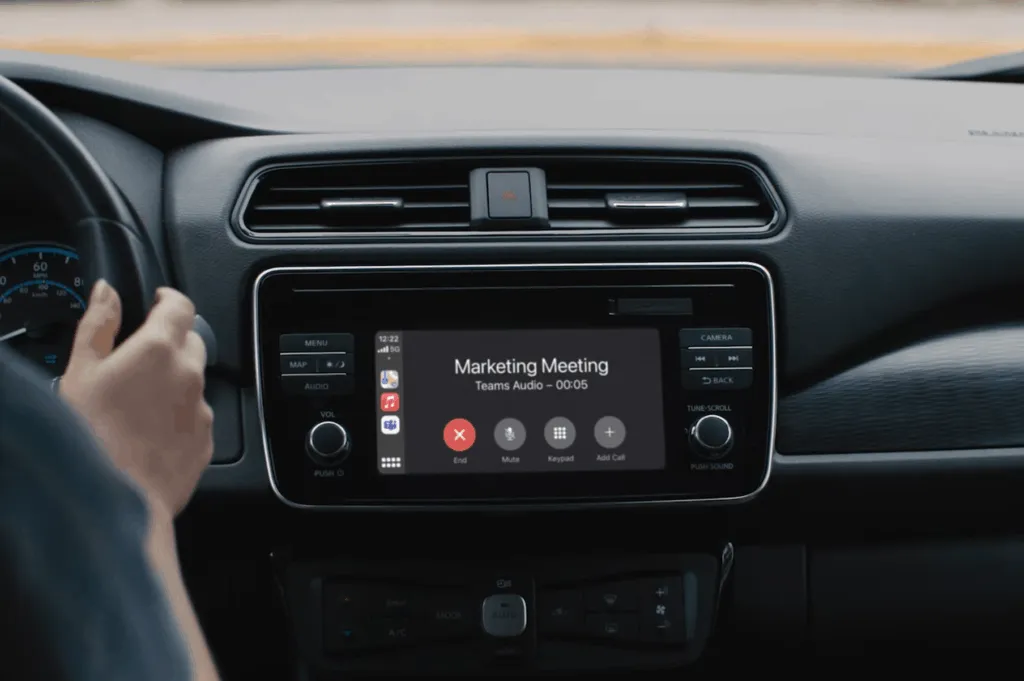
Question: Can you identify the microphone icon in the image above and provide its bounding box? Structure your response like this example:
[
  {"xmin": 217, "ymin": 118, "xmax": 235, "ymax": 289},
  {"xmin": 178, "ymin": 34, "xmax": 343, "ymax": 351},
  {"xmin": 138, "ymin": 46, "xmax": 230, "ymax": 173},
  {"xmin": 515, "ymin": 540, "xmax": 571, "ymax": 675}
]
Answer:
[{"xmin": 504, "ymin": 426, "xmax": 515, "ymax": 442}]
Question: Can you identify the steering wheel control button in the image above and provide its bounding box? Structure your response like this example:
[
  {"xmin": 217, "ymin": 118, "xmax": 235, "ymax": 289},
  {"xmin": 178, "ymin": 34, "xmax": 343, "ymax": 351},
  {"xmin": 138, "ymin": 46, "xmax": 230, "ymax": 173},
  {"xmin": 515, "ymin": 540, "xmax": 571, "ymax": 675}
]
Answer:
[
  {"xmin": 280, "ymin": 354, "xmax": 316, "ymax": 374},
  {"xmin": 282, "ymin": 373, "xmax": 353, "ymax": 396},
  {"xmin": 482, "ymin": 594, "xmax": 528, "ymax": 638},
  {"xmin": 679, "ymin": 327, "xmax": 752, "ymax": 348},
  {"xmin": 280, "ymin": 332, "xmax": 354, "ymax": 353},
  {"xmin": 689, "ymin": 415, "xmax": 734, "ymax": 459},
  {"xmin": 486, "ymin": 171, "xmax": 533, "ymax": 219},
  {"xmin": 494, "ymin": 417, "xmax": 527, "ymax": 451},
  {"xmin": 306, "ymin": 421, "xmax": 351, "ymax": 464},
  {"xmin": 544, "ymin": 416, "xmax": 576, "ymax": 450},
  {"xmin": 593, "ymin": 415, "xmax": 626, "ymax": 449}
]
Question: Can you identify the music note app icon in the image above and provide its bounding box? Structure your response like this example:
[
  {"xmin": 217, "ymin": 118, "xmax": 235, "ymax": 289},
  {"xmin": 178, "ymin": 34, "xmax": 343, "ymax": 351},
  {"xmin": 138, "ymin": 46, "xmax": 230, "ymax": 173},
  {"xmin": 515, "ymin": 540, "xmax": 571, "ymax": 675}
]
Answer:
[{"xmin": 380, "ymin": 392, "xmax": 400, "ymax": 412}]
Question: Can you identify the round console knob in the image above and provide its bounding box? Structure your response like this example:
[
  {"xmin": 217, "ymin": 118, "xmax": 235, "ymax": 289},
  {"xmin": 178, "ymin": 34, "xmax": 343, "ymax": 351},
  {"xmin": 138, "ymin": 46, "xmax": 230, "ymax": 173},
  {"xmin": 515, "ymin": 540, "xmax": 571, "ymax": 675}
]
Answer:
[
  {"xmin": 689, "ymin": 415, "xmax": 733, "ymax": 459},
  {"xmin": 306, "ymin": 421, "xmax": 351, "ymax": 465}
]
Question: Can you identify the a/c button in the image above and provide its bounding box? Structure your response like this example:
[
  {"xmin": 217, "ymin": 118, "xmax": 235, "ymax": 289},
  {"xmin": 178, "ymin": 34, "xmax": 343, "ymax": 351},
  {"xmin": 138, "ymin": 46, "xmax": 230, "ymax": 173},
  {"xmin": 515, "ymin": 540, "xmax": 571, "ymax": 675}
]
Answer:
[{"xmin": 283, "ymin": 374, "xmax": 353, "ymax": 396}]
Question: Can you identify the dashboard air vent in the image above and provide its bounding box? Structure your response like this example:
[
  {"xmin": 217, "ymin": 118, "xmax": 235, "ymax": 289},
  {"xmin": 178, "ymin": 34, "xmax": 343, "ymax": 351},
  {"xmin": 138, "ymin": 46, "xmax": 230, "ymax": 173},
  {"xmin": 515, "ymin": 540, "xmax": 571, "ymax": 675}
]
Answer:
[
  {"xmin": 544, "ymin": 158, "xmax": 777, "ymax": 231},
  {"xmin": 240, "ymin": 160, "xmax": 471, "ymax": 233}
]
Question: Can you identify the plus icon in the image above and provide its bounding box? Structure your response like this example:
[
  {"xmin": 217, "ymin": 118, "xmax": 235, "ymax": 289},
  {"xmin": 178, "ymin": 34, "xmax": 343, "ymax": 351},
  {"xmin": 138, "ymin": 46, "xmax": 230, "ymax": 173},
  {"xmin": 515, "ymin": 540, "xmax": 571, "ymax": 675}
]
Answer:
[{"xmin": 595, "ymin": 417, "xmax": 626, "ymax": 449}]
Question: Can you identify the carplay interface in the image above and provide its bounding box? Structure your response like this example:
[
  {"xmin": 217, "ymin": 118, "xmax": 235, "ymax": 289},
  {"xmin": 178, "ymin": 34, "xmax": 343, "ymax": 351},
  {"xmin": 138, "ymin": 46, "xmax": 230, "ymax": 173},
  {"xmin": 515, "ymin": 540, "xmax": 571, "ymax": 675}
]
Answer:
[{"xmin": 375, "ymin": 329, "xmax": 666, "ymax": 475}]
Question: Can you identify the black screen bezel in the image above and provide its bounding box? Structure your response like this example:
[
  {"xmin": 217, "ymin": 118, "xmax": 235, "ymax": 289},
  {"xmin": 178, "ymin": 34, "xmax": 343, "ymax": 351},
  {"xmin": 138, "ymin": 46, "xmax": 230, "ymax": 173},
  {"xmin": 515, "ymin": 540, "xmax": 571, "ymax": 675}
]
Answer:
[{"xmin": 254, "ymin": 263, "xmax": 775, "ymax": 507}]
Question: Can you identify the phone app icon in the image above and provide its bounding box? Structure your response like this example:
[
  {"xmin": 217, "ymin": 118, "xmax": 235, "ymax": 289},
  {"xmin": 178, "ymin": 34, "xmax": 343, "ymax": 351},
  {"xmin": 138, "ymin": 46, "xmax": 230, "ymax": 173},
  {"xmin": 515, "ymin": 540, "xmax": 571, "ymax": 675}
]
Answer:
[
  {"xmin": 381, "ymin": 415, "xmax": 401, "ymax": 435},
  {"xmin": 380, "ymin": 392, "xmax": 400, "ymax": 412},
  {"xmin": 380, "ymin": 370, "xmax": 399, "ymax": 389}
]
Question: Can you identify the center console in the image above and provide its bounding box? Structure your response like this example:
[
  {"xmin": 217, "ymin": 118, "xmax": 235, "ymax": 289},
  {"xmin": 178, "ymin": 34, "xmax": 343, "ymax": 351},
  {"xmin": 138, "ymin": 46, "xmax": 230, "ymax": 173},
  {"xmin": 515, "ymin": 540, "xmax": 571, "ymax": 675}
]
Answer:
[{"xmin": 253, "ymin": 262, "xmax": 776, "ymax": 509}]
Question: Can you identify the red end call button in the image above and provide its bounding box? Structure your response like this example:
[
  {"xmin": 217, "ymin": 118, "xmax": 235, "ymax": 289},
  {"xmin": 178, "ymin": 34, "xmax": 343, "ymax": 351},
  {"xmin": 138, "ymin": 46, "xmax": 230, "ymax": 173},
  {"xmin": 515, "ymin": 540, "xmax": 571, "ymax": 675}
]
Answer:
[{"xmin": 444, "ymin": 418, "xmax": 476, "ymax": 452}]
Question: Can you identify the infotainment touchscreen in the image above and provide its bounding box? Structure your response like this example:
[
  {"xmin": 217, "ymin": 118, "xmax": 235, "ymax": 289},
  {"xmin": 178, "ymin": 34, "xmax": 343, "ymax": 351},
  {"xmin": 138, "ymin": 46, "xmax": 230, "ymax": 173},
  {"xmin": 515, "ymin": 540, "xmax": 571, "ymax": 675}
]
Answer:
[
  {"xmin": 254, "ymin": 263, "xmax": 775, "ymax": 507},
  {"xmin": 374, "ymin": 329, "xmax": 666, "ymax": 475}
]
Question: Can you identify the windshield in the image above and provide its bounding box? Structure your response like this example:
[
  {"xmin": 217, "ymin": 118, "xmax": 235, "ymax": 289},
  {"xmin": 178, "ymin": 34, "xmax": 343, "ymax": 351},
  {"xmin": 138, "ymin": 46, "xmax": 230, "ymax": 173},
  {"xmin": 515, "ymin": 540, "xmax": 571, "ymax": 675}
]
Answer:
[{"xmin": 0, "ymin": 0, "xmax": 1017, "ymax": 73}]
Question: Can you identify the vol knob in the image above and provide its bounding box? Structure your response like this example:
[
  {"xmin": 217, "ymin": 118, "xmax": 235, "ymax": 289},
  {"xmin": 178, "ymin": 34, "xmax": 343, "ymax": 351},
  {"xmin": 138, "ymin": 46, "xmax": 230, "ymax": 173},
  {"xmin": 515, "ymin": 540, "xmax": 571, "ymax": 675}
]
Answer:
[
  {"xmin": 689, "ymin": 415, "xmax": 733, "ymax": 459},
  {"xmin": 306, "ymin": 421, "xmax": 351, "ymax": 465}
]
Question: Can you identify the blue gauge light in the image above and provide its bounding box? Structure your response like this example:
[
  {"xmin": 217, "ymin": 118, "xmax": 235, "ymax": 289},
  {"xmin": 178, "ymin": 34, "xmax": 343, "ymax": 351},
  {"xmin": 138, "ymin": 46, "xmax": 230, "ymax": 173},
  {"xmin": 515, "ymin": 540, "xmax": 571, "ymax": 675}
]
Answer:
[{"xmin": 0, "ymin": 244, "xmax": 86, "ymax": 375}]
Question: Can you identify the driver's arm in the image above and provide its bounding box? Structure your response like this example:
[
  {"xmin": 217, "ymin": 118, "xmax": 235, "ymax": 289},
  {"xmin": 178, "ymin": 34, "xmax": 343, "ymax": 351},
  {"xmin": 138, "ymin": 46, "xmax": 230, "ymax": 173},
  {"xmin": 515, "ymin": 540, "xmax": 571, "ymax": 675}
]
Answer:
[{"xmin": 60, "ymin": 280, "xmax": 219, "ymax": 681}]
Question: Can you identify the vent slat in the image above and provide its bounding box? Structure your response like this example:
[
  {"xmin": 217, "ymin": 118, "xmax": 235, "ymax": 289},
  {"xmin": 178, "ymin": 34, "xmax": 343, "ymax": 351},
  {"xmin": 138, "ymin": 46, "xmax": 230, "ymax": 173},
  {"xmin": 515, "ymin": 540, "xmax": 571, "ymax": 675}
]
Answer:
[
  {"xmin": 547, "ymin": 199, "xmax": 606, "ymax": 210},
  {"xmin": 252, "ymin": 204, "xmax": 320, "ymax": 212},
  {"xmin": 684, "ymin": 197, "xmax": 760, "ymax": 209},
  {"xmin": 271, "ymin": 184, "xmax": 466, "ymax": 192},
  {"xmin": 547, "ymin": 183, "xmax": 743, "ymax": 191}
]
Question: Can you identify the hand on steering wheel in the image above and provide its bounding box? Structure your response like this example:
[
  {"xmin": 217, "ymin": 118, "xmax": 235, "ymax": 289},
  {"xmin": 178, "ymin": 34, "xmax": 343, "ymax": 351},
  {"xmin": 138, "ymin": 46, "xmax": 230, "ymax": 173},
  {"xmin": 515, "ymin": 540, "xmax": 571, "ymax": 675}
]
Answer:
[
  {"xmin": 1, "ymin": 74, "xmax": 211, "ymax": 517},
  {"xmin": 60, "ymin": 280, "xmax": 213, "ymax": 520},
  {"xmin": 0, "ymin": 73, "xmax": 221, "ymax": 681}
]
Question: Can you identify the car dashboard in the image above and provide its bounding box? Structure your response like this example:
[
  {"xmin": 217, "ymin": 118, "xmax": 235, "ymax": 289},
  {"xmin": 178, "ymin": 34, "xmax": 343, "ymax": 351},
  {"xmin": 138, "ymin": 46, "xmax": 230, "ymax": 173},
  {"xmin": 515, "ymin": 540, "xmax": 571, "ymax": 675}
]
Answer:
[{"xmin": 5, "ymin": 51, "xmax": 1024, "ymax": 676}]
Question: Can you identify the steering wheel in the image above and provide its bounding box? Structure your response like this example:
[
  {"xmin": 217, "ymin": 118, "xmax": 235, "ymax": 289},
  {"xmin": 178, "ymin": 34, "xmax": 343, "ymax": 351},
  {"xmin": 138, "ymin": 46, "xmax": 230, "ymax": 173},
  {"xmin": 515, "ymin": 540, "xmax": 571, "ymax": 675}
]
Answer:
[
  {"xmin": 0, "ymin": 76, "xmax": 196, "ymax": 680},
  {"xmin": 0, "ymin": 74, "xmax": 165, "ymax": 340}
]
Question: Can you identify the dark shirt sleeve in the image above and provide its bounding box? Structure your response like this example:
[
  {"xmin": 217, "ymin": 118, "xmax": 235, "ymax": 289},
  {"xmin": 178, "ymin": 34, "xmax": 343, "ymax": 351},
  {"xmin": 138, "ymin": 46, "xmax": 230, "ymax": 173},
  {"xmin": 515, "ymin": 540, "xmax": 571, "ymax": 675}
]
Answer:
[{"xmin": 0, "ymin": 344, "xmax": 192, "ymax": 681}]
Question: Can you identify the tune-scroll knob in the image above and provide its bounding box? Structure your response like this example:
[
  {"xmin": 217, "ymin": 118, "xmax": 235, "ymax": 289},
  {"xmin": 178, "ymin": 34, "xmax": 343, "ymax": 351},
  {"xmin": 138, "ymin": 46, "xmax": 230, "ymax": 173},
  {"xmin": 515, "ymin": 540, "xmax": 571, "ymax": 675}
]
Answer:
[
  {"xmin": 689, "ymin": 415, "xmax": 734, "ymax": 459},
  {"xmin": 306, "ymin": 421, "xmax": 351, "ymax": 465}
]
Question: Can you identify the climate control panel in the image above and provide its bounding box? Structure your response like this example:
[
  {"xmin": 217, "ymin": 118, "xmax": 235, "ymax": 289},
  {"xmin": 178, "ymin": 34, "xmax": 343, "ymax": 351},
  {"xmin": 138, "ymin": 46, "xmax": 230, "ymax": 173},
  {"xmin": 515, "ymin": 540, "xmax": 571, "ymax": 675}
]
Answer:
[{"xmin": 282, "ymin": 553, "xmax": 723, "ymax": 676}]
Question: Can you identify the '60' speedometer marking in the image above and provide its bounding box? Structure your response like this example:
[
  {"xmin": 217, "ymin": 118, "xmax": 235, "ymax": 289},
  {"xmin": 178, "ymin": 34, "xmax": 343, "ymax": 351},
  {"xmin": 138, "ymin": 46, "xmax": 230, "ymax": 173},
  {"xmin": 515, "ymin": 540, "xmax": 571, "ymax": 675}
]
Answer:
[{"xmin": 0, "ymin": 243, "xmax": 86, "ymax": 375}]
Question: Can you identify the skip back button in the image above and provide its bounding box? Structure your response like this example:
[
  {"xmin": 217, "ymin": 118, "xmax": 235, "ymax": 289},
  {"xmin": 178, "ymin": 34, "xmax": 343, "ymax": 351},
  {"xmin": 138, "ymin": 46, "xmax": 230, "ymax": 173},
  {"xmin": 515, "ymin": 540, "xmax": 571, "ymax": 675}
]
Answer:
[{"xmin": 683, "ymin": 369, "xmax": 753, "ymax": 391}]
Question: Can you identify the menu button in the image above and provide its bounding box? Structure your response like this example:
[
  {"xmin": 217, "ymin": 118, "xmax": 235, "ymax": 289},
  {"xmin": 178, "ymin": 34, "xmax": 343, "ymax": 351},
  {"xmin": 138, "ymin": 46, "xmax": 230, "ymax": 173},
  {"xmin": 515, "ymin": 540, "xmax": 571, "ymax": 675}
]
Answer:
[{"xmin": 280, "ymin": 333, "xmax": 354, "ymax": 354}]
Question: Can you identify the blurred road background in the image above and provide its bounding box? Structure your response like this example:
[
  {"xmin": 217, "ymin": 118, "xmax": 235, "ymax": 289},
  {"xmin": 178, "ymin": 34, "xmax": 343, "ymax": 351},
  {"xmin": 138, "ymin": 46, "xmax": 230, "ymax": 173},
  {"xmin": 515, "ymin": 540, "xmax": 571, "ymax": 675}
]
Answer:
[{"xmin": 0, "ymin": 0, "xmax": 1022, "ymax": 72}]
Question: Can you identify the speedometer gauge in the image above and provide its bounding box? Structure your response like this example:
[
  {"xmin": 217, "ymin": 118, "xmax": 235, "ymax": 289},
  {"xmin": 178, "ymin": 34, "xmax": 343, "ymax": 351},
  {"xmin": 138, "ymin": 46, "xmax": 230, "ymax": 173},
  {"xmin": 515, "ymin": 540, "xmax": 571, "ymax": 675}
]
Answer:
[{"xmin": 0, "ymin": 244, "xmax": 86, "ymax": 375}]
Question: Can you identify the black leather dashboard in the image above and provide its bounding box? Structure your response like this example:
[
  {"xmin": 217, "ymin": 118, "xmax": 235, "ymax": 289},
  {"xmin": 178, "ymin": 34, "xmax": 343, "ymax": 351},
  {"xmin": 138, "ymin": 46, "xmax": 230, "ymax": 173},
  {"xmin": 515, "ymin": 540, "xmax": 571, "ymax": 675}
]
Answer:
[{"xmin": 4, "ymin": 52, "xmax": 1024, "ymax": 508}]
